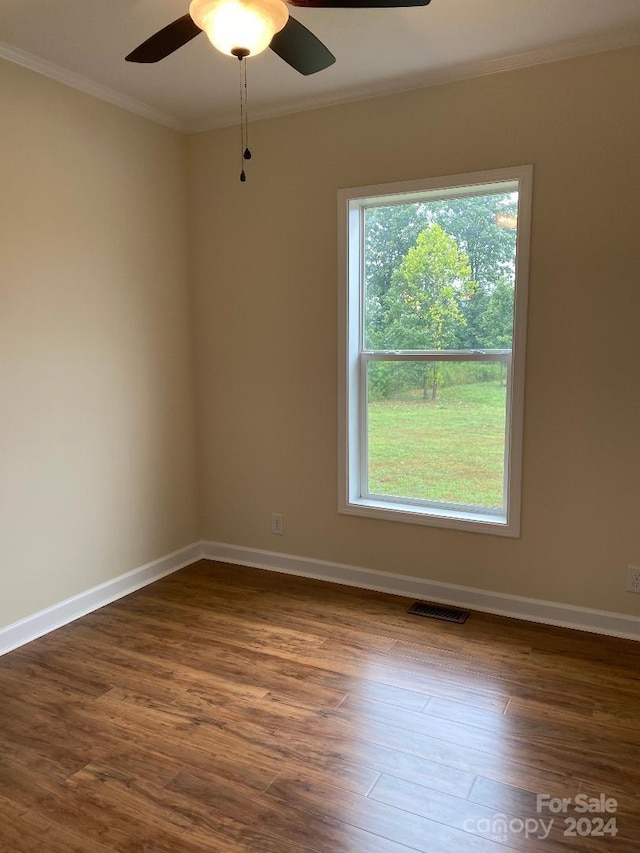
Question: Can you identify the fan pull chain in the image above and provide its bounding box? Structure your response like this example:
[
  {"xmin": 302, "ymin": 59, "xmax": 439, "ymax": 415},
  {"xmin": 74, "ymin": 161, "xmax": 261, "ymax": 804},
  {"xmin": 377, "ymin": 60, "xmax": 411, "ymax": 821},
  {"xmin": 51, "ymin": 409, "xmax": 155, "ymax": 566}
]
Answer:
[
  {"xmin": 237, "ymin": 53, "xmax": 252, "ymax": 182},
  {"xmin": 243, "ymin": 58, "xmax": 251, "ymax": 164}
]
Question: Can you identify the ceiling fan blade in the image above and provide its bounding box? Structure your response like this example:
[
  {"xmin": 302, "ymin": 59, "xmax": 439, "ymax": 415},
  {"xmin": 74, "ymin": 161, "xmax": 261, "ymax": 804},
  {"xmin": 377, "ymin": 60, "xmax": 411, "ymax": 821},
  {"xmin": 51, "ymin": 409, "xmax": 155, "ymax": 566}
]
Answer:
[
  {"xmin": 286, "ymin": 0, "xmax": 430, "ymax": 6},
  {"xmin": 126, "ymin": 15, "xmax": 202, "ymax": 63},
  {"xmin": 269, "ymin": 16, "xmax": 335, "ymax": 75}
]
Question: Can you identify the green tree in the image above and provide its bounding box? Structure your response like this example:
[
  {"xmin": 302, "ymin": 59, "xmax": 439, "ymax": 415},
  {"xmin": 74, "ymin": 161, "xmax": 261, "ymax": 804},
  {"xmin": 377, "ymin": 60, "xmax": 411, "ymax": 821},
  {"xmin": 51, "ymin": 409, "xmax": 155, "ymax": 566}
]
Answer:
[
  {"xmin": 382, "ymin": 225, "xmax": 473, "ymax": 400},
  {"xmin": 427, "ymin": 194, "xmax": 517, "ymax": 288},
  {"xmin": 480, "ymin": 278, "xmax": 515, "ymax": 348},
  {"xmin": 364, "ymin": 203, "xmax": 426, "ymax": 348},
  {"xmin": 480, "ymin": 277, "xmax": 514, "ymax": 386},
  {"xmin": 426, "ymin": 194, "xmax": 517, "ymax": 349}
]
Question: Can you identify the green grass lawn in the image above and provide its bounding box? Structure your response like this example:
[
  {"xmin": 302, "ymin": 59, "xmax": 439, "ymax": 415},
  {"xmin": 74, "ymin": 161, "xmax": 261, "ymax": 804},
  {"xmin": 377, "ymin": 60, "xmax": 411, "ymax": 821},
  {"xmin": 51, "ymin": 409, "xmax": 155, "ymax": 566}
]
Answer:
[{"xmin": 368, "ymin": 380, "xmax": 507, "ymax": 508}]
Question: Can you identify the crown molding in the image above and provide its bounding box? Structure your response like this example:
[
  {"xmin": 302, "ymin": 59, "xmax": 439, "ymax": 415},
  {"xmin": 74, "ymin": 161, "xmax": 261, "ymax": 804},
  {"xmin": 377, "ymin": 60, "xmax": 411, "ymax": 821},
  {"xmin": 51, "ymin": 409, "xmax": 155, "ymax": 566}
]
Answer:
[
  {"xmin": 2, "ymin": 27, "xmax": 640, "ymax": 136},
  {"xmin": 0, "ymin": 40, "xmax": 188, "ymax": 133},
  {"xmin": 186, "ymin": 27, "xmax": 640, "ymax": 133}
]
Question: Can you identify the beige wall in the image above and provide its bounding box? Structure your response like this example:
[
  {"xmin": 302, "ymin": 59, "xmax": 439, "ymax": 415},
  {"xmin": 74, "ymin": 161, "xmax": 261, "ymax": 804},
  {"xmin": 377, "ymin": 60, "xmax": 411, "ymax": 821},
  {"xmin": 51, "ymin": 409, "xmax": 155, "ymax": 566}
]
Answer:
[
  {"xmin": 2, "ymin": 46, "xmax": 638, "ymax": 633},
  {"xmin": 190, "ymin": 46, "xmax": 640, "ymax": 616},
  {"xmin": 0, "ymin": 60, "xmax": 198, "ymax": 628}
]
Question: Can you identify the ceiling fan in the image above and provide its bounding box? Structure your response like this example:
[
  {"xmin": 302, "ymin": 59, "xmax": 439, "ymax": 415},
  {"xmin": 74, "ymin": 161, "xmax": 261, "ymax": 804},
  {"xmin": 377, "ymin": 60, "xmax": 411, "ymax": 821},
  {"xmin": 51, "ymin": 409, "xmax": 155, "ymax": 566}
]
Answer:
[{"xmin": 126, "ymin": 0, "xmax": 433, "ymax": 75}]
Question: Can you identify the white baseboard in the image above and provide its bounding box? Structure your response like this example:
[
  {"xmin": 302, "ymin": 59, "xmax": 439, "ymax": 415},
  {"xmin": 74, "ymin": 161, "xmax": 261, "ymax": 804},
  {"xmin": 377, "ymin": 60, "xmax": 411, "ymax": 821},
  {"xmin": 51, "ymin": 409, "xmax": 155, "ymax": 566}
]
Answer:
[
  {"xmin": 0, "ymin": 542, "xmax": 204, "ymax": 656},
  {"xmin": 3, "ymin": 539, "xmax": 638, "ymax": 654},
  {"xmin": 202, "ymin": 541, "xmax": 640, "ymax": 642}
]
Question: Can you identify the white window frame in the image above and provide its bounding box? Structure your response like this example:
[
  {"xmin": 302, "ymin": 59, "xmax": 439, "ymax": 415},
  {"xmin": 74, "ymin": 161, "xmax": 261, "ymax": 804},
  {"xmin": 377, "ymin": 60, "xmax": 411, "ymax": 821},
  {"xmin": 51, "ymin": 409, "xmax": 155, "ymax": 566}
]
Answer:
[{"xmin": 337, "ymin": 166, "xmax": 533, "ymax": 537}]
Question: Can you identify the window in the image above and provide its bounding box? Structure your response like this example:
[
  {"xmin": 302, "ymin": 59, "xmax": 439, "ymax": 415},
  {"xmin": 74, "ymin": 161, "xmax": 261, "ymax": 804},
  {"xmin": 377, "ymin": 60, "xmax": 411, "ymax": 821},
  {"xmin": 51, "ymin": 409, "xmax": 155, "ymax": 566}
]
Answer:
[{"xmin": 338, "ymin": 166, "xmax": 532, "ymax": 536}]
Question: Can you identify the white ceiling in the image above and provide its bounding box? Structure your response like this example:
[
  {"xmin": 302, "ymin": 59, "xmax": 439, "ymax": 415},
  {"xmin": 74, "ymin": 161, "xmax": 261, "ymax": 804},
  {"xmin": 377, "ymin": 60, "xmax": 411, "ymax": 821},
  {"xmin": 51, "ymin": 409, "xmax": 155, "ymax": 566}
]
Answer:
[{"xmin": 2, "ymin": 0, "xmax": 640, "ymax": 132}]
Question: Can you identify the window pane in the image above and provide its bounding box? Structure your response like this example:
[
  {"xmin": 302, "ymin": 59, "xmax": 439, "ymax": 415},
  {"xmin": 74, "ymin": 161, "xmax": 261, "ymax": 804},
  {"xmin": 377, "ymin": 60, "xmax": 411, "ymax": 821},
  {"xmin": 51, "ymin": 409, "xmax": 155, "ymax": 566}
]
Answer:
[
  {"xmin": 363, "ymin": 192, "xmax": 518, "ymax": 352},
  {"xmin": 367, "ymin": 361, "xmax": 508, "ymax": 509}
]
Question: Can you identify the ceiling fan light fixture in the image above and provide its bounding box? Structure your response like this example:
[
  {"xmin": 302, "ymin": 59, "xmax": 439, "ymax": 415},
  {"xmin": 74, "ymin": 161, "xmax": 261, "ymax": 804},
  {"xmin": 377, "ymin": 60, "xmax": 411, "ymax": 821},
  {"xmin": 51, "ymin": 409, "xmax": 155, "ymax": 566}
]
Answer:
[{"xmin": 189, "ymin": 0, "xmax": 289, "ymax": 57}]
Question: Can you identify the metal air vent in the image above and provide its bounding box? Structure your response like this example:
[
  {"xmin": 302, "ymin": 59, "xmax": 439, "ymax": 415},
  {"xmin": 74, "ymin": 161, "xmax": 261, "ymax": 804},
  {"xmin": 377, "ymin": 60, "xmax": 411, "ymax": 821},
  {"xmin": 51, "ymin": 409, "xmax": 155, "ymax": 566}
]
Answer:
[{"xmin": 407, "ymin": 602, "xmax": 470, "ymax": 624}]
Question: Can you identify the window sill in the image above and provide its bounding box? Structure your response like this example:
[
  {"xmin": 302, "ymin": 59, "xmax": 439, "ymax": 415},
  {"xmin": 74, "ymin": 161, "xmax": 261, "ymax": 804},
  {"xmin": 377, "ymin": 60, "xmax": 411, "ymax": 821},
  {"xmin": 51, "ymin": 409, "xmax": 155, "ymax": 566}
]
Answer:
[{"xmin": 339, "ymin": 496, "xmax": 519, "ymax": 538}]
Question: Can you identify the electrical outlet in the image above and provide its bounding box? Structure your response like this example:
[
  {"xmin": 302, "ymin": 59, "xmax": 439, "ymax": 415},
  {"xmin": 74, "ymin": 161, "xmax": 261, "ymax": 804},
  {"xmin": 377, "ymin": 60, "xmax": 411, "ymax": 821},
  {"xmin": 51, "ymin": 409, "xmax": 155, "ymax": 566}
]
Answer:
[
  {"xmin": 627, "ymin": 566, "xmax": 640, "ymax": 593},
  {"xmin": 271, "ymin": 512, "xmax": 284, "ymax": 535}
]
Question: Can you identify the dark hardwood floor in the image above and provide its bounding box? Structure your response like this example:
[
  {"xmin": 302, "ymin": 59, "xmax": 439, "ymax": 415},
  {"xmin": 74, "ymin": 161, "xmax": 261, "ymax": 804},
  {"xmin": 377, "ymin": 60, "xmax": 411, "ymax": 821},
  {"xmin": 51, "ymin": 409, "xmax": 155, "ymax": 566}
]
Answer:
[{"xmin": 1, "ymin": 559, "xmax": 639, "ymax": 851}]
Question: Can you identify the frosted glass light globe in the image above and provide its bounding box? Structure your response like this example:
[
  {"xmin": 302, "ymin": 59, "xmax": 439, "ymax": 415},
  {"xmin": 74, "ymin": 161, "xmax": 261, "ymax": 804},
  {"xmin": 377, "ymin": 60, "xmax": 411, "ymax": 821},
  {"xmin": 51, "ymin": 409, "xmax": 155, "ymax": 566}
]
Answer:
[{"xmin": 190, "ymin": 0, "xmax": 289, "ymax": 57}]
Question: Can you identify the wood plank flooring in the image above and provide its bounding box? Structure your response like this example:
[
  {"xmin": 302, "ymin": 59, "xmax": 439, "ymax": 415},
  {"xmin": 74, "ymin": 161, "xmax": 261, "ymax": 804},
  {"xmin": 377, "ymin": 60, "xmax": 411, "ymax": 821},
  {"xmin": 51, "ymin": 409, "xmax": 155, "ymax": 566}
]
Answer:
[{"xmin": 1, "ymin": 559, "xmax": 639, "ymax": 851}]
